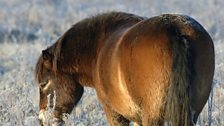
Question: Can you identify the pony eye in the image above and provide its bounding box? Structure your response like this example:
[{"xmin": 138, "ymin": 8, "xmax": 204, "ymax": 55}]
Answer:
[{"xmin": 39, "ymin": 81, "xmax": 48, "ymax": 88}]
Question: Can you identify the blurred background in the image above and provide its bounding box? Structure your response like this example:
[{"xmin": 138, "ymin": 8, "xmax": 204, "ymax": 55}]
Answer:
[{"xmin": 0, "ymin": 0, "xmax": 223, "ymax": 125}]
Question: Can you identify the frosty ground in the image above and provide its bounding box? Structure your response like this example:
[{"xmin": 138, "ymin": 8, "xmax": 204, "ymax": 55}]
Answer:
[{"xmin": 0, "ymin": 0, "xmax": 223, "ymax": 126}]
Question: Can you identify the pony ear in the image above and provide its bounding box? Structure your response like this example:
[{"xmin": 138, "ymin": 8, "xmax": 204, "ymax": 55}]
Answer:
[{"xmin": 42, "ymin": 49, "xmax": 53, "ymax": 61}]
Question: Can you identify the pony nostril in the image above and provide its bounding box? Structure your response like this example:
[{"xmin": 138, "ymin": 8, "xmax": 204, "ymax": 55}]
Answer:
[{"xmin": 52, "ymin": 118, "xmax": 64, "ymax": 126}]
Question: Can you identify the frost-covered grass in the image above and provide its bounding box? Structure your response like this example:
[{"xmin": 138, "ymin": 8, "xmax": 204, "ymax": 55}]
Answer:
[{"xmin": 0, "ymin": 0, "xmax": 223, "ymax": 126}]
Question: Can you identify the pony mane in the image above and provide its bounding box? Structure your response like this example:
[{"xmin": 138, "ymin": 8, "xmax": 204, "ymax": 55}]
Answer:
[
  {"xmin": 52, "ymin": 12, "xmax": 144, "ymax": 73},
  {"xmin": 35, "ymin": 12, "xmax": 144, "ymax": 81},
  {"xmin": 35, "ymin": 55, "xmax": 44, "ymax": 82}
]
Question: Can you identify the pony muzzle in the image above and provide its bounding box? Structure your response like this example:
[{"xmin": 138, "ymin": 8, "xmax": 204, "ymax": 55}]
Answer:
[{"xmin": 39, "ymin": 109, "xmax": 64, "ymax": 126}]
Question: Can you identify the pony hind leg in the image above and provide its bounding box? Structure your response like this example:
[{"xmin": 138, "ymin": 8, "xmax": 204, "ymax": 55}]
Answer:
[
  {"xmin": 142, "ymin": 113, "xmax": 164, "ymax": 126},
  {"xmin": 144, "ymin": 119, "xmax": 164, "ymax": 126},
  {"xmin": 103, "ymin": 104, "xmax": 130, "ymax": 126},
  {"xmin": 142, "ymin": 115, "xmax": 163, "ymax": 126},
  {"xmin": 189, "ymin": 106, "xmax": 198, "ymax": 126},
  {"xmin": 133, "ymin": 122, "xmax": 143, "ymax": 126}
]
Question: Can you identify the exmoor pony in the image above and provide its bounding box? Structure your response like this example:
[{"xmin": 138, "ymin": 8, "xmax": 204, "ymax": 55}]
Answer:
[{"xmin": 35, "ymin": 12, "xmax": 214, "ymax": 126}]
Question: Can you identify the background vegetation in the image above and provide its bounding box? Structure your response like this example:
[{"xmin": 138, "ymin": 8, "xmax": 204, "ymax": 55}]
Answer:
[{"xmin": 0, "ymin": 0, "xmax": 223, "ymax": 125}]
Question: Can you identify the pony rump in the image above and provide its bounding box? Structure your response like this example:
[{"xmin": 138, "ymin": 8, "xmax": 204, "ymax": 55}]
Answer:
[{"xmin": 165, "ymin": 24, "xmax": 193, "ymax": 126}]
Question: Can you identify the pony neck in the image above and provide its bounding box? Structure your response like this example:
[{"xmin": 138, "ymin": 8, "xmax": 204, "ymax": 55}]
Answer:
[{"xmin": 56, "ymin": 12, "xmax": 144, "ymax": 87}]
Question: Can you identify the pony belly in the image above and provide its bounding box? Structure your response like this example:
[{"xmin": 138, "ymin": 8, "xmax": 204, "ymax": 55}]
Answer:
[
  {"xmin": 95, "ymin": 81, "xmax": 142, "ymax": 122},
  {"xmin": 96, "ymin": 68, "xmax": 142, "ymax": 122},
  {"xmin": 95, "ymin": 41, "xmax": 142, "ymax": 121},
  {"xmin": 94, "ymin": 62, "xmax": 142, "ymax": 122}
]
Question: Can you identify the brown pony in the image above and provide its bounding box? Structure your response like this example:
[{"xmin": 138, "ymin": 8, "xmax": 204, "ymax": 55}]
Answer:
[{"xmin": 35, "ymin": 12, "xmax": 214, "ymax": 126}]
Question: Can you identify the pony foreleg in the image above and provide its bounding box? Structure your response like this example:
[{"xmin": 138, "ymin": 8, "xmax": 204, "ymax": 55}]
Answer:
[{"xmin": 103, "ymin": 104, "xmax": 130, "ymax": 126}]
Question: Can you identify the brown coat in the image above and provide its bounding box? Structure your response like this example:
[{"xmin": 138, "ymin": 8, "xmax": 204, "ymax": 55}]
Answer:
[{"xmin": 35, "ymin": 12, "xmax": 214, "ymax": 126}]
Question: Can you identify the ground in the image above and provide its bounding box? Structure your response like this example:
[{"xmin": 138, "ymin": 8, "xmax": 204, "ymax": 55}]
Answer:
[{"xmin": 0, "ymin": 0, "xmax": 223, "ymax": 126}]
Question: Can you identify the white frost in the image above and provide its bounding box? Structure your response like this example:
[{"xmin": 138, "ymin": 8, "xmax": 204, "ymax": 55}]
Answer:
[{"xmin": 0, "ymin": 0, "xmax": 224, "ymax": 126}]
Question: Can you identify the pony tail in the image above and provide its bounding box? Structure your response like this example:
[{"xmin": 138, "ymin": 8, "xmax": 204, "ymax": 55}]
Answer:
[{"xmin": 165, "ymin": 27, "xmax": 193, "ymax": 126}]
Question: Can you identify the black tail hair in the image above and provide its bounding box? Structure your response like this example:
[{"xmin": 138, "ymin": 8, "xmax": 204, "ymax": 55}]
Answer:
[{"xmin": 165, "ymin": 24, "xmax": 194, "ymax": 126}]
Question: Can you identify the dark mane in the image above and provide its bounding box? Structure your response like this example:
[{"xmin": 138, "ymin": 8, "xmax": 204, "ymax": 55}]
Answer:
[
  {"xmin": 52, "ymin": 12, "xmax": 144, "ymax": 73},
  {"xmin": 79, "ymin": 11, "xmax": 144, "ymax": 36},
  {"xmin": 35, "ymin": 55, "xmax": 43, "ymax": 82},
  {"xmin": 35, "ymin": 12, "xmax": 144, "ymax": 82}
]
